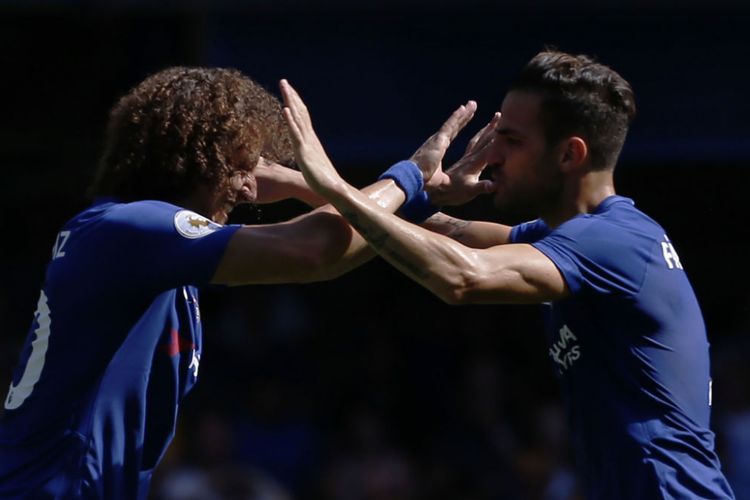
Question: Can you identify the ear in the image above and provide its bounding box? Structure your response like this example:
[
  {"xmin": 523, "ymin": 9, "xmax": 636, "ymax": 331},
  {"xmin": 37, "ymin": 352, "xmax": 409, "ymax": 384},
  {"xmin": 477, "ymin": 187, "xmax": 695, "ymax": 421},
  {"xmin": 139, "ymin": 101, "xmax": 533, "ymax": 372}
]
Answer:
[{"xmin": 559, "ymin": 136, "xmax": 588, "ymax": 173}]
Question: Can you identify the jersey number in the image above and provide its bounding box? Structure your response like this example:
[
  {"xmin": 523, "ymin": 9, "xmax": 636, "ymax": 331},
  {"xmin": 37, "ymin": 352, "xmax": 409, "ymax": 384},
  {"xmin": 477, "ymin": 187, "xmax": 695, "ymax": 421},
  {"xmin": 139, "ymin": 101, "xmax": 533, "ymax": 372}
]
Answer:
[{"xmin": 4, "ymin": 291, "xmax": 52, "ymax": 410}]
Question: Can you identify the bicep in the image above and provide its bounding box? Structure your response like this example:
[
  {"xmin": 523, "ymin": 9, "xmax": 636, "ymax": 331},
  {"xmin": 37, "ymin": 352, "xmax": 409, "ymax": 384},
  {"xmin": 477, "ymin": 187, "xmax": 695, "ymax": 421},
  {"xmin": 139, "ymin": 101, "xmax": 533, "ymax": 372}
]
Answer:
[{"xmin": 461, "ymin": 243, "xmax": 569, "ymax": 304}]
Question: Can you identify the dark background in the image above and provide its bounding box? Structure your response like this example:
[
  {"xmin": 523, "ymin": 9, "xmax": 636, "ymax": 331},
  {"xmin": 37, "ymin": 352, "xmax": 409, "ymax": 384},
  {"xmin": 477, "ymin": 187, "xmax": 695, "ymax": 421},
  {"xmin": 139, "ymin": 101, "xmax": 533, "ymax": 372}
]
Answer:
[{"xmin": 1, "ymin": 2, "xmax": 749, "ymax": 499}]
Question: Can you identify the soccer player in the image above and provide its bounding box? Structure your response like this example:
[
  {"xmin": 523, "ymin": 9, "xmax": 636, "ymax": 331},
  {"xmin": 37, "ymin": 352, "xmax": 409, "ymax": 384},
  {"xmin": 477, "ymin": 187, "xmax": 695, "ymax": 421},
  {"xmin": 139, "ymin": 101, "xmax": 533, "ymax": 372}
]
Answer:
[
  {"xmin": 285, "ymin": 51, "xmax": 736, "ymax": 499},
  {"xmin": 0, "ymin": 67, "xmax": 482, "ymax": 498}
]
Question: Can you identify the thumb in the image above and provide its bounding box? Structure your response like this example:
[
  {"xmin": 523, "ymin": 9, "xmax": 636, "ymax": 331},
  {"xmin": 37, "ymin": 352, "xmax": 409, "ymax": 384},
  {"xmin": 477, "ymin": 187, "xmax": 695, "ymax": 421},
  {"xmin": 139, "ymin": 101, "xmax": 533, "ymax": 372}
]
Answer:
[{"xmin": 474, "ymin": 179, "xmax": 496, "ymax": 195}]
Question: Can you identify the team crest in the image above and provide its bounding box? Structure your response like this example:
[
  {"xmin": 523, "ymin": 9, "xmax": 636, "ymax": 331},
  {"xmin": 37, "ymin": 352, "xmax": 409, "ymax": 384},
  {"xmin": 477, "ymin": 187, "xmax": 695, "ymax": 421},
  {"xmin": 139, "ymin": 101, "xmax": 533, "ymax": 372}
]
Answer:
[{"xmin": 174, "ymin": 210, "xmax": 222, "ymax": 239}]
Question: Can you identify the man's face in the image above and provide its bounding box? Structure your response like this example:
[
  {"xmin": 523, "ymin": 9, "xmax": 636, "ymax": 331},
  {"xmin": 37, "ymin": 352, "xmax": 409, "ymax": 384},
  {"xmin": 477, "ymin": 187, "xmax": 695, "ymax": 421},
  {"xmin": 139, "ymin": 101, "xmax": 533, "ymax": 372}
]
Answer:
[
  {"xmin": 485, "ymin": 90, "xmax": 563, "ymax": 216},
  {"xmin": 209, "ymin": 149, "xmax": 259, "ymax": 224}
]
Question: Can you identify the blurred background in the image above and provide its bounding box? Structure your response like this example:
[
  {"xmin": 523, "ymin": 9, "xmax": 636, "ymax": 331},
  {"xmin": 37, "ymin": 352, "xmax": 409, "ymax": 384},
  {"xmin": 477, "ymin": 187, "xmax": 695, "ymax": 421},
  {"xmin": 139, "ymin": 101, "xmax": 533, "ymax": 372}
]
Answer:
[{"xmin": 1, "ymin": 1, "xmax": 749, "ymax": 499}]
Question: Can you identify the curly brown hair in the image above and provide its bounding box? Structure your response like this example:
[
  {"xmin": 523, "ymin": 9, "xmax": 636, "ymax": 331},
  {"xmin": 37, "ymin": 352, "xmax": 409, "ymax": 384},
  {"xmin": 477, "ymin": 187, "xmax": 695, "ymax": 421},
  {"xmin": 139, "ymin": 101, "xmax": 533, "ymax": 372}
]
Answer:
[{"xmin": 89, "ymin": 67, "xmax": 293, "ymax": 202}]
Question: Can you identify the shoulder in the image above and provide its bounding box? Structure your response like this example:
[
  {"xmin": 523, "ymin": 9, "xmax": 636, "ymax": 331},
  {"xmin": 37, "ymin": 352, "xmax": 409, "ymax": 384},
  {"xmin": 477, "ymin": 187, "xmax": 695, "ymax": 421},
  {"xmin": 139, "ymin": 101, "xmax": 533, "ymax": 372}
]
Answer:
[
  {"xmin": 511, "ymin": 218, "xmax": 550, "ymax": 243},
  {"xmin": 72, "ymin": 200, "xmax": 237, "ymax": 253},
  {"xmin": 103, "ymin": 200, "xmax": 181, "ymax": 227},
  {"xmin": 534, "ymin": 197, "xmax": 662, "ymax": 296},
  {"xmin": 101, "ymin": 201, "xmax": 228, "ymax": 238},
  {"xmin": 554, "ymin": 196, "xmax": 662, "ymax": 244}
]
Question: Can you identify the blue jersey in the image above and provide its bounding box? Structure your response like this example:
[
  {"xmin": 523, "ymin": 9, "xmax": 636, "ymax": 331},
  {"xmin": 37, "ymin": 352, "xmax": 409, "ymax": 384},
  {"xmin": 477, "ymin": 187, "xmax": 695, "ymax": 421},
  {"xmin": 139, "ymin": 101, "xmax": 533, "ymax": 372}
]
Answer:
[
  {"xmin": 0, "ymin": 199, "xmax": 240, "ymax": 499},
  {"xmin": 511, "ymin": 195, "xmax": 734, "ymax": 499}
]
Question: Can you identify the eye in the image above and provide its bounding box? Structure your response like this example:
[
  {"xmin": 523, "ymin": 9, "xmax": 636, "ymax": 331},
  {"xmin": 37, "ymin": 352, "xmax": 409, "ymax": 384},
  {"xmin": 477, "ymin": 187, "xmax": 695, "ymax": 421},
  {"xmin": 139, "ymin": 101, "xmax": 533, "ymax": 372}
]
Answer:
[{"xmin": 496, "ymin": 130, "xmax": 522, "ymax": 146}]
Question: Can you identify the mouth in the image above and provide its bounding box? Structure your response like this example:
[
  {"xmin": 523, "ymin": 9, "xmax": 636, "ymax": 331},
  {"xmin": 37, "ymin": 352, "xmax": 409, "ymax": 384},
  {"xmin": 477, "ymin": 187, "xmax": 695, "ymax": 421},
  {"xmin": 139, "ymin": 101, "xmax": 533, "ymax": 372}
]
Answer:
[{"xmin": 487, "ymin": 163, "xmax": 503, "ymax": 181}]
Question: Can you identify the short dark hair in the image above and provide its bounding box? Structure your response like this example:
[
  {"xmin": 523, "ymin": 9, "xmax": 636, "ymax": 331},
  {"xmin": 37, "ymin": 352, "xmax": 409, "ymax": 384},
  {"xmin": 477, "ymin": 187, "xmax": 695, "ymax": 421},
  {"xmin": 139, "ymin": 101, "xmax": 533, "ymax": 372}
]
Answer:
[
  {"xmin": 509, "ymin": 50, "xmax": 636, "ymax": 170},
  {"xmin": 89, "ymin": 67, "xmax": 293, "ymax": 201}
]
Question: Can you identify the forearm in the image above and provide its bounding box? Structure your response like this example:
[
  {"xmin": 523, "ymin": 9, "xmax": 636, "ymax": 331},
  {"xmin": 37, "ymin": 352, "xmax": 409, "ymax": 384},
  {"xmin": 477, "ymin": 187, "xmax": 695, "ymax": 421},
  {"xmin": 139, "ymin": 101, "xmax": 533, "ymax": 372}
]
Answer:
[
  {"xmin": 421, "ymin": 212, "xmax": 513, "ymax": 248},
  {"xmin": 291, "ymin": 178, "xmax": 407, "ymax": 281},
  {"xmin": 255, "ymin": 166, "xmax": 328, "ymax": 207},
  {"xmin": 288, "ymin": 176, "xmax": 328, "ymax": 207},
  {"xmin": 325, "ymin": 182, "xmax": 482, "ymax": 303}
]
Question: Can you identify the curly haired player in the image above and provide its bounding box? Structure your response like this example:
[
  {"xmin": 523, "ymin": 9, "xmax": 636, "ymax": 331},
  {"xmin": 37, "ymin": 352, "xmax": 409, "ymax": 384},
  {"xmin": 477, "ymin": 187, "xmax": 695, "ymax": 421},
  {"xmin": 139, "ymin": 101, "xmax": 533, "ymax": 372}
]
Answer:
[{"xmin": 0, "ymin": 67, "xmax": 484, "ymax": 499}]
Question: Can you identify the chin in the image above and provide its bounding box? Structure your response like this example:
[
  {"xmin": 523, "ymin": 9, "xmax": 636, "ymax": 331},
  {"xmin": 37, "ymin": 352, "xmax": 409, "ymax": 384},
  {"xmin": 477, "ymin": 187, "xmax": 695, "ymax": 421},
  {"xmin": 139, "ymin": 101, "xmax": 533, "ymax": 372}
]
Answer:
[{"xmin": 492, "ymin": 192, "xmax": 510, "ymax": 210}]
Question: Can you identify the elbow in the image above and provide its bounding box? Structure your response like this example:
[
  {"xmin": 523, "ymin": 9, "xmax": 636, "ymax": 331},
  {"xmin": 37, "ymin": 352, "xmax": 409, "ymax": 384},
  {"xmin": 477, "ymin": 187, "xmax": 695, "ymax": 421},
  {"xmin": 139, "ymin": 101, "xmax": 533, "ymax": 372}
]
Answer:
[
  {"xmin": 437, "ymin": 286, "xmax": 474, "ymax": 306},
  {"xmin": 300, "ymin": 248, "xmax": 345, "ymax": 283},
  {"xmin": 297, "ymin": 214, "xmax": 356, "ymax": 283},
  {"xmin": 433, "ymin": 268, "xmax": 483, "ymax": 306}
]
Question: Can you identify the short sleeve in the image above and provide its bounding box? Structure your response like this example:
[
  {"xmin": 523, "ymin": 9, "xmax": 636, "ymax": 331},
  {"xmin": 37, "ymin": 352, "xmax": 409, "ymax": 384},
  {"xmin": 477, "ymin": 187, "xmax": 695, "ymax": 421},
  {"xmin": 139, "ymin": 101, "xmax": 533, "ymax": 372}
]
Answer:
[
  {"xmin": 510, "ymin": 219, "xmax": 549, "ymax": 244},
  {"xmin": 531, "ymin": 217, "xmax": 649, "ymax": 297},
  {"xmin": 93, "ymin": 201, "xmax": 241, "ymax": 293}
]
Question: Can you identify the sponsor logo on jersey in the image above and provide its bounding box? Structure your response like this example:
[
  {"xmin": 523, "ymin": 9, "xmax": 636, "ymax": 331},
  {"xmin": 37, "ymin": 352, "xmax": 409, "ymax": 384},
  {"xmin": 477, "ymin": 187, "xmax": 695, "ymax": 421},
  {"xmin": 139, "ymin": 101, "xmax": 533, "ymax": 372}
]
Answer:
[
  {"xmin": 174, "ymin": 210, "xmax": 222, "ymax": 239},
  {"xmin": 549, "ymin": 324, "xmax": 581, "ymax": 374}
]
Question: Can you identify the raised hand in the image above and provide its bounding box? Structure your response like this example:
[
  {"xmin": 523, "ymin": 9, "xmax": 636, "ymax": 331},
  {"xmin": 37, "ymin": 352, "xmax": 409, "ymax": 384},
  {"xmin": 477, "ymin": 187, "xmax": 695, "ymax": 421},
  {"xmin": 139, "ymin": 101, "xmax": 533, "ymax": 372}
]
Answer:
[
  {"xmin": 280, "ymin": 79, "xmax": 342, "ymax": 198},
  {"xmin": 427, "ymin": 112, "xmax": 500, "ymax": 206},
  {"xmin": 251, "ymin": 156, "xmax": 299, "ymax": 204},
  {"xmin": 409, "ymin": 101, "xmax": 477, "ymax": 184}
]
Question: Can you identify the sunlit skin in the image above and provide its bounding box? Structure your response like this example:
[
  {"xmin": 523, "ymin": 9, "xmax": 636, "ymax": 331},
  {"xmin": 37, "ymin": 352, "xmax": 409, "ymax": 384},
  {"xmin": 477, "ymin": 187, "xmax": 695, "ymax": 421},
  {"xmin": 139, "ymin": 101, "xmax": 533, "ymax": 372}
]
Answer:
[
  {"xmin": 180, "ymin": 154, "xmax": 259, "ymax": 225},
  {"xmin": 485, "ymin": 90, "xmax": 565, "ymax": 221},
  {"xmin": 486, "ymin": 90, "xmax": 615, "ymax": 228}
]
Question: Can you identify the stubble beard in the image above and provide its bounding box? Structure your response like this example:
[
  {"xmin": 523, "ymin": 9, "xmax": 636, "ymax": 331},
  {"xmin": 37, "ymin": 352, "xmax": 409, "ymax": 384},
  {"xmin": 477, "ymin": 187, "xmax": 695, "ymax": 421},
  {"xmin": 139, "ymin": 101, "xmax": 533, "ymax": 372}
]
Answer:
[{"xmin": 492, "ymin": 161, "xmax": 563, "ymax": 221}]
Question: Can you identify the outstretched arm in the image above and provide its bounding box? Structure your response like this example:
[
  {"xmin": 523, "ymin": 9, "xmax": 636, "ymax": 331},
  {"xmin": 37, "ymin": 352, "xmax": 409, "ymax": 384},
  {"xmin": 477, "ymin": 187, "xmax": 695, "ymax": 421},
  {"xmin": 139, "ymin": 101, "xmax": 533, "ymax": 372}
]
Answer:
[
  {"xmin": 285, "ymin": 81, "xmax": 568, "ymax": 304},
  {"xmin": 295, "ymin": 180, "xmax": 566, "ymax": 303},
  {"xmin": 211, "ymin": 81, "xmax": 477, "ymax": 285},
  {"xmin": 421, "ymin": 212, "xmax": 512, "ymax": 249}
]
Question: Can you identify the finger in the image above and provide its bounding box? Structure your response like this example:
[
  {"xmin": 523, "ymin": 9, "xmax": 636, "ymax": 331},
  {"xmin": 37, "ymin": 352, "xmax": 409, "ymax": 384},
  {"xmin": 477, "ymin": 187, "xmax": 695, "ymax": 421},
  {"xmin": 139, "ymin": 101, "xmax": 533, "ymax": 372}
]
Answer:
[
  {"xmin": 437, "ymin": 100, "xmax": 477, "ymax": 142},
  {"xmin": 279, "ymin": 79, "xmax": 295, "ymax": 108},
  {"xmin": 465, "ymin": 122, "xmax": 492, "ymax": 155},
  {"xmin": 476, "ymin": 112, "xmax": 501, "ymax": 146},
  {"xmin": 447, "ymin": 145, "xmax": 494, "ymax": 177},
  {"xmin": 471, "ymin": 179, "xmax": 496, "ymax": 195},
  {"xmin": 282, "ymin": 107, "xmax": 303, "ymax": 147},
  {"xmin": 464, "ymin": 147, "xmax": 493, "ymax": 175},
  {"xmin": 280, "ymin": 79, "xmax": 304, "ymax": 111},
  {"xmin": 466, "ymin": 112, "xmax": 501, "ymax": 155},
  {"xmin": 280, "ymin": 80, "xmax": 310, "ymax": 130}
]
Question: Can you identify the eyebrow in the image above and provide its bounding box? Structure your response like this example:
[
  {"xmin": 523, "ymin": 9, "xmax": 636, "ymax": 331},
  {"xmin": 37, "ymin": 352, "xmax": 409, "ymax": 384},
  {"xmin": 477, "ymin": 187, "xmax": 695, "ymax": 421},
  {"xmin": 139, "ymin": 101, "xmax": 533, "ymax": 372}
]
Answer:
[{"xmin": 496, "ymin": 127, "xmax": 524, "ymax": 137}]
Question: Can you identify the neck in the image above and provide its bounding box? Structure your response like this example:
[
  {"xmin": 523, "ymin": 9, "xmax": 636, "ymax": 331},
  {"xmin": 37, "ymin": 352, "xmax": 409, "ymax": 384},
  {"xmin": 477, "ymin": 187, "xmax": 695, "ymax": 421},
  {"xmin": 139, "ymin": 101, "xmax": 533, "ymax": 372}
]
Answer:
[{"xmin": 542, "ymin": 169, "xmax": 616, "ymax": 229}]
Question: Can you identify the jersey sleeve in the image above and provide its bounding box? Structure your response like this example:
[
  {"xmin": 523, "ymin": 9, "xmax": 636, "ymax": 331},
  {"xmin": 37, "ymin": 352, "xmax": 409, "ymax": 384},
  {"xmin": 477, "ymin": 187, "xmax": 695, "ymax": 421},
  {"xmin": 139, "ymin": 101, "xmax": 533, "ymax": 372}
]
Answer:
[
  {"xmin": 510, "ymin": 218, "xmax": 549, "ymax": 243},
  {"xmin": 95, "ymin": 201, "xmax": 241, "ymax": 293},
  {"xmin": 531, "ymin": 217, "xmax": 649, "ymax": 297}
]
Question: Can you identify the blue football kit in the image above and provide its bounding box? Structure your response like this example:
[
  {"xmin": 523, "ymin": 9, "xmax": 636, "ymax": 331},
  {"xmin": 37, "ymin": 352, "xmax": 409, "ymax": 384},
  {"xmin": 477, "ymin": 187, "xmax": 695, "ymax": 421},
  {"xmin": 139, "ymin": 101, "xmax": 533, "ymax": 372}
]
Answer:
[
  {"xmin": 511, "ymin": 195, "xmax": 734, "ymax": 499},
  {"xmin": 0, "ymin": 199, "xmax": 240, "ymax": 498}
]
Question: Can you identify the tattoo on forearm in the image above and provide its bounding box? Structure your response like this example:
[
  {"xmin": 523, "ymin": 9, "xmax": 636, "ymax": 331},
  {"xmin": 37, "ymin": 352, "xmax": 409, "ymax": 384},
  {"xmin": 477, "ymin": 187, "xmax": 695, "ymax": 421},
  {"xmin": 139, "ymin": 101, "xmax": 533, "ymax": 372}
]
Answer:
[
  {"xmin": 434, "ymin": 214, "xmax": 472, "ymax": 242},
  {"xmin": 342, "ymin": 209, "xmax": 388, "ymax": 249},
  {"xmin": 341, "ymin": 209, "xmax": 430, "ymax": 280}
]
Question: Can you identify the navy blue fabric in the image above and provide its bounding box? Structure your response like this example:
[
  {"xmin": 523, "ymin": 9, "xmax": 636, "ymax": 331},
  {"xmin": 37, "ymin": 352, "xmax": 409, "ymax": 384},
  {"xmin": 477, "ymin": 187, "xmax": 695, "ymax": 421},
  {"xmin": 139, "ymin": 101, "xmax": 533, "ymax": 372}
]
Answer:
[
  {"xmin": 0, "ymin": 199, "xmax": 240, "ymax": 499},
  {"xmin": 378, "ymin": 160, "xmax": 424, "ymax": 205},
  {"xmin": 511, "ymin": 195, "xmax": 734, "ymax": 499},
  {"xmin": 399, "ymin": 190, "xmax": 439, "ymax": 223}
]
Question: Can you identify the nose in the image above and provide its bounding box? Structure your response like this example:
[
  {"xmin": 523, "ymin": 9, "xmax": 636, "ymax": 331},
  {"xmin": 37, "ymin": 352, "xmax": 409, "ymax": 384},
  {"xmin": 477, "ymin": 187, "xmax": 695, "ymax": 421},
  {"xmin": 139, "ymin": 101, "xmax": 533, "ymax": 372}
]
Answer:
[
  {"xmin": 483, "ymin": 136, "xmax": 505, "ymax": 163},
  {"xmin": 232, "ymin": 172, "xmax": 257, "ymax": 203}
]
